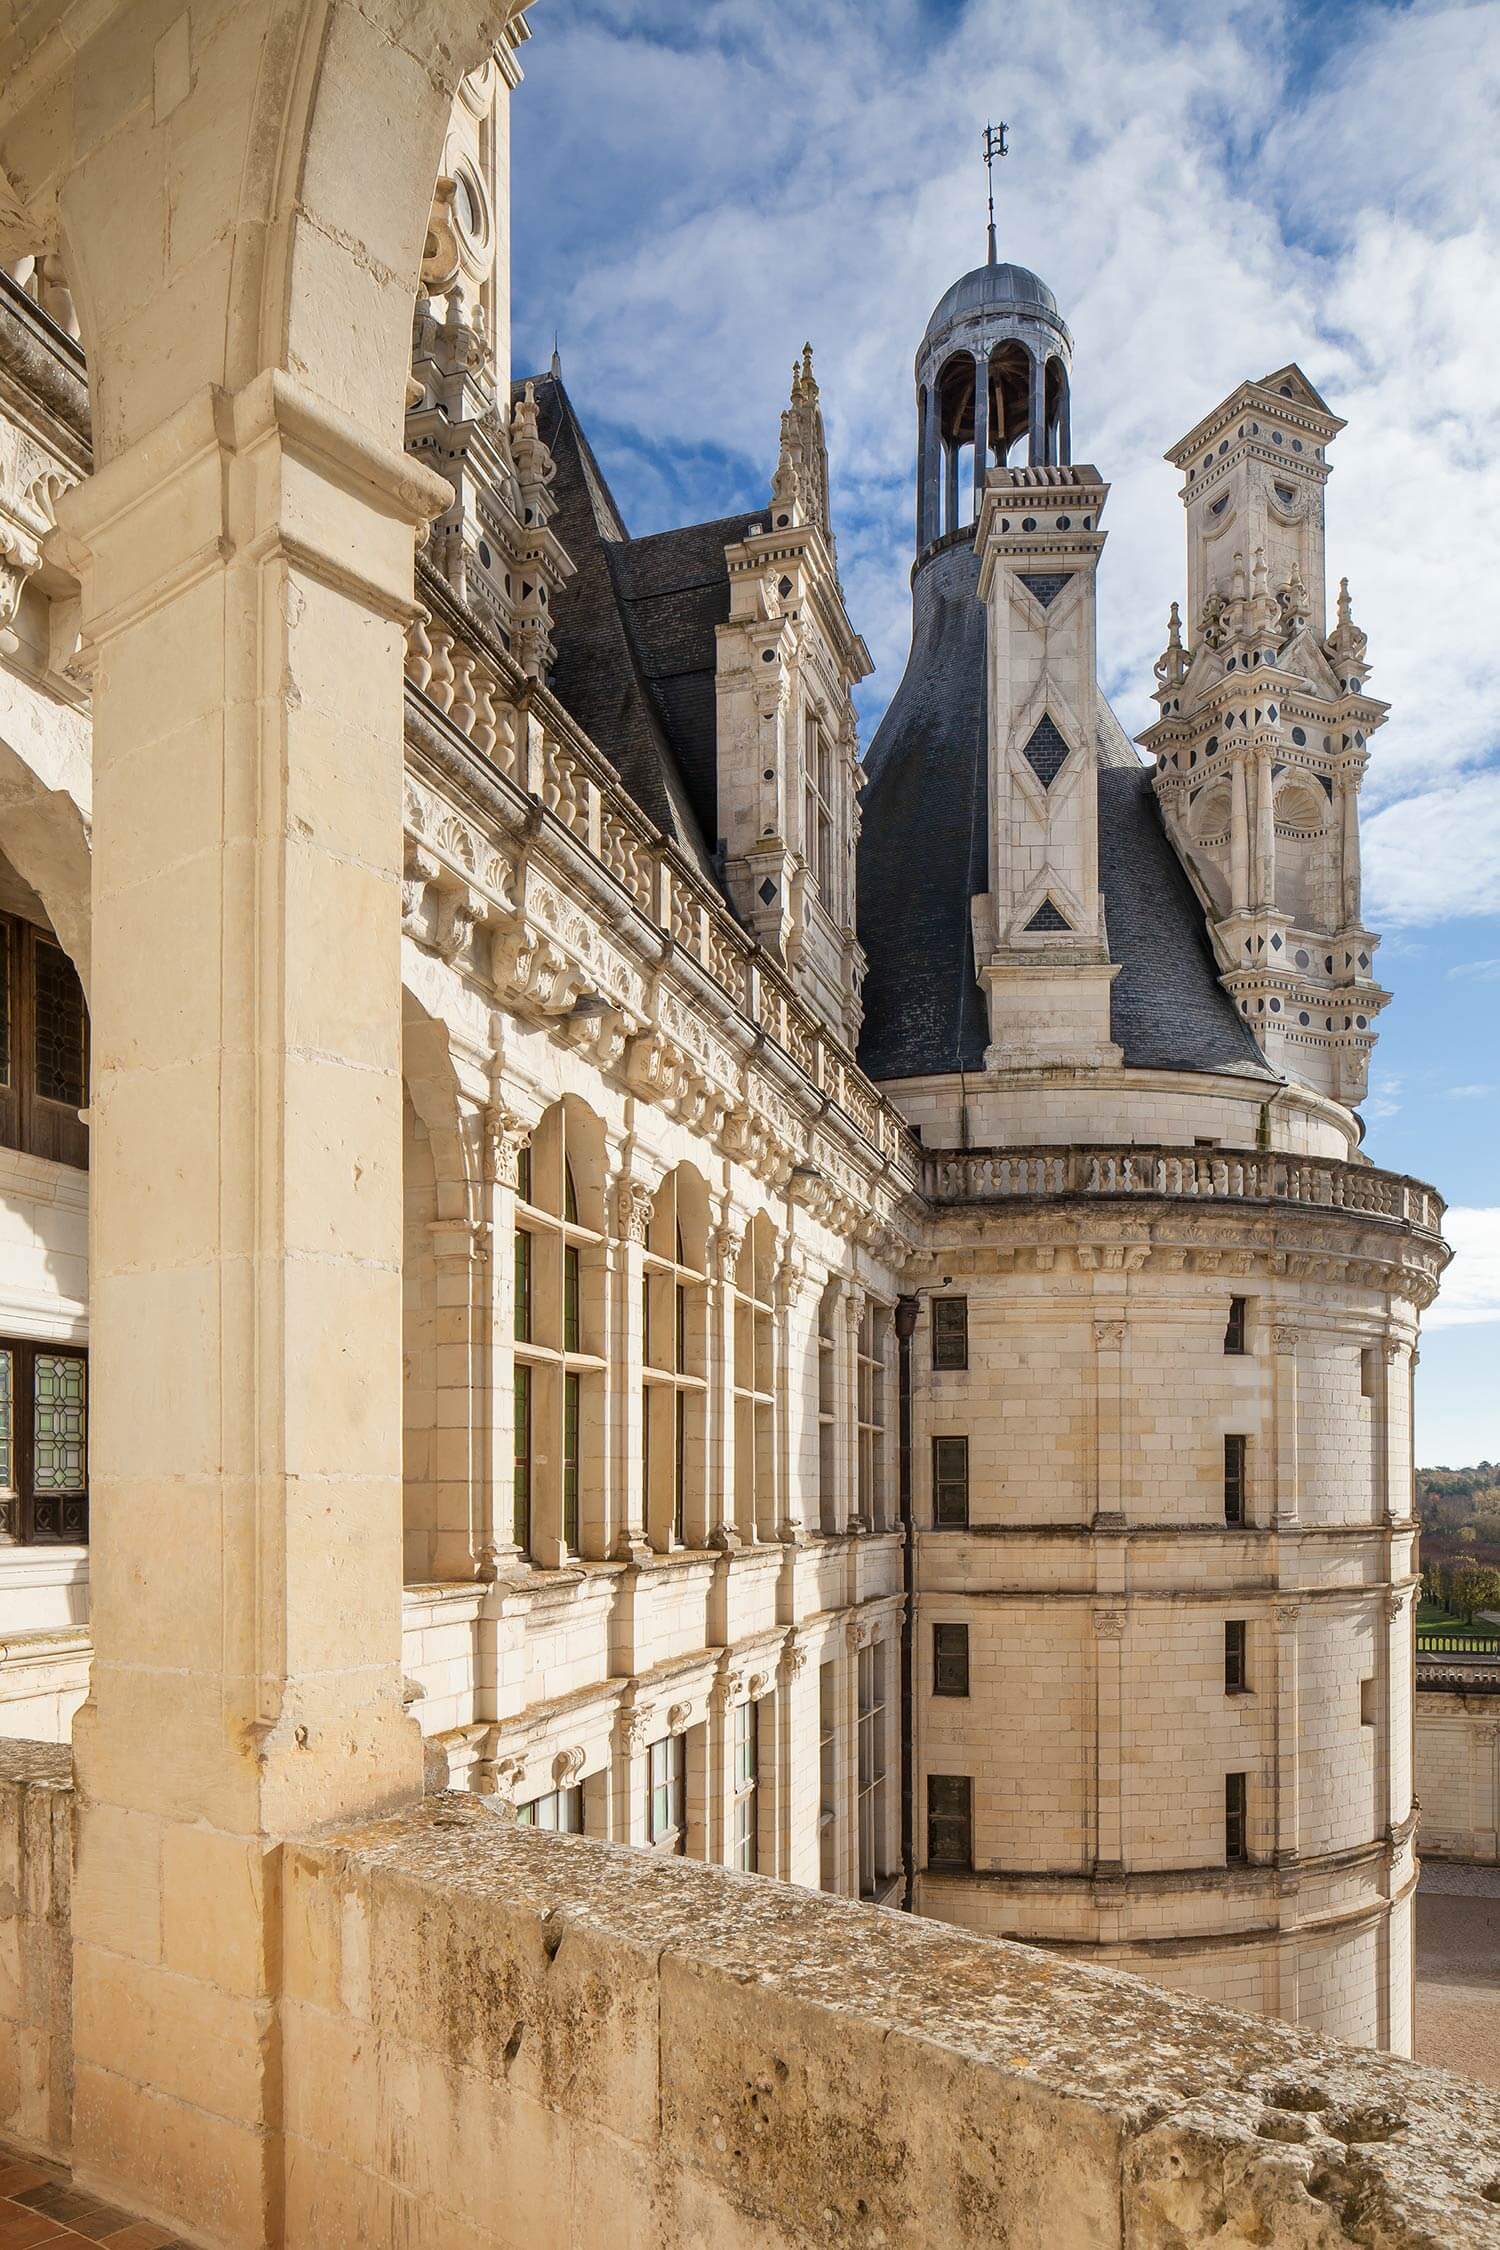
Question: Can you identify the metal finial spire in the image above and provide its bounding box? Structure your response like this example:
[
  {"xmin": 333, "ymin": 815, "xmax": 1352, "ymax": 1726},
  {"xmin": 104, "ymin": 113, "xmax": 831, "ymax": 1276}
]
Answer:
[{"xmin": 982, "ymin": 121, "xmax": 1008, "ymax": 265}]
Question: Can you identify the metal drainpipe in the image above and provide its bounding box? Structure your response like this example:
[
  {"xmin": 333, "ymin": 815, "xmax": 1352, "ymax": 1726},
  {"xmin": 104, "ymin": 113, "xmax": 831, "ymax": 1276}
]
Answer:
[{"xmin": 896, "ymin": 1293, "xmax": 919, "ymax": 1913}]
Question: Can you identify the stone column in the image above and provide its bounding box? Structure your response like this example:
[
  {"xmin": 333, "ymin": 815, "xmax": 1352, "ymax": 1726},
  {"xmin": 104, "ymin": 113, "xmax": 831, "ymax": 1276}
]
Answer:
[
  {"xmin": 1057, "ymin": 368, "xmax": 1072, "ymax": 466},
  {"xmin": 918, "ymin": 384, "xmax": 941, "ymax": 549},
  {"xmin": 1230, "ymin": 753, "xmax": 1251, "ymax": 914},
  {"xmin": 608, "ymin": 1166, "xmax": 656, "ymax": 1561},
  {"xmin": 943, "ymin": 438, "xmax": 959, "ymax": 540},
  {"xmin": 1338, "ymin": 769, "xmax": 1362, "ymax": 930},
  {"xmin": 1253, "ymin": 748, "xmax": 1276, "ymax": 912},
  {"xmin": 1029, "ymin": 350, "xmax": 1047, "ymax": 467},
  {"xmin": 481, "ymin": 1104, "xmax": 532, "ymax": 1569},
  {"xmin": 426, "ymin": 1208, "xmax": 490, "ymax": 1580},
  {"xmin": 1092, "ymin": 1607, "xmax": 1125, "ymax": 1877},
  {"xmin": 61, "ymin": 375, "xmax": 447, "ymax": 2234},
  {"xmin": 774, "ymin": 1243, "xmax": 808, "ymax": 1542},
  {"xmin": 971, "ymin": 352, "xmax": 990, "ymax": 520},
  {"xmin": 1272, "ymin": 1323, "xmax": 1300, "ymax": 1524},
  {"xmin": 709, "ymin": 1215, "xmax": 745, "ymax": 1547},
  {"xmin": 1273, "ymin": 1600, "xmax": 1302, "ymax": 1869}
]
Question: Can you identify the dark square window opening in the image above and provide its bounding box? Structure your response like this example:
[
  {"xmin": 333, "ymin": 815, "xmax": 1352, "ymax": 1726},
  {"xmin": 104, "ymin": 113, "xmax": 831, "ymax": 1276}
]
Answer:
[
  {"xmin": 931, "ymin": 1295, "xmax": 969, "ymax": 1372},
  {"xmin": 1224, "ymin": 1296, "xmax": 1248, "ymax": 1355},
  {"xmin": 933, "ymin": 1621, "xmax": 970, "ymax": 1698},
  {"xmin": 932, "ymin": 1435, "xmax": 969, "ymax": 1528},
  {"xmin": 1224, "ymin": 1619, "xmax": 1247, "ymax": 1694},
  {"xmin": 927, "ymin": 1773, "xmax": 973, "ymax": 1870},
  {"xmin": 1225, "ymin": 1770, "xmax": 1248, "ymax": 1864},
  {"xmin": 1223, "ymin": 1433, "xmax": 1247, "ymax": 1526}
]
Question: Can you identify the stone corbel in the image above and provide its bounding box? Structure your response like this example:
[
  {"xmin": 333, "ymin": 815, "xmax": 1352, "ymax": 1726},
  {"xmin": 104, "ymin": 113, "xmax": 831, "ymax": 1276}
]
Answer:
[
  {"xmin": 666, "ymin": 1701, "xmax": 694, "ymax": 1737},
  {"xmin": 434, "ymin": 873, "xmax": 491, "ymax": 963},
  {"xmin": 552, "ymin": 1745, "xmax": 586, "ymax": 1787}
]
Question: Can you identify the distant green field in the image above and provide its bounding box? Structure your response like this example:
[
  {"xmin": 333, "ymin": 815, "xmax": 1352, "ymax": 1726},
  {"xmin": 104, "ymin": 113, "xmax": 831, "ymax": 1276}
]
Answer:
[{"xmin": 1416, "ymin": 1599, "xmax": 1500, "ymax": 1645}]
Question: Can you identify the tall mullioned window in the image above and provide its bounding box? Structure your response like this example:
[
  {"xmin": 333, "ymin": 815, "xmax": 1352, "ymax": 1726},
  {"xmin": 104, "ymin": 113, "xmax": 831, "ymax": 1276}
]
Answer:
[
  {"xmin": 856, "ymin": 1640, "xmax": 887, "ymax": 1898},
  {"xmin": 647, "ymin": 1733, "xmax": 686, "ymax": 1853},
  {"xmin": 0, "ymin": 1340, "xmax": 88, "ymax": 1545},
  {"xmin": 818, "ymin": 1659, "xmax": 838, "ymax": 1891},
  {"xmin": 732, "ymin": 1698, "xmax": 759, "ymax": 1872},
  {"xmin": 732, "ymin": 1217, "xmax": 777, "ymax": 1544},
  {"xmin": 516, "ymin": 1786, "xmax": 582, "ymax": 1833},
  {"xmin": 856, "ymin": 1301, "xmax": 888, "ymax": 1528},
  {"xmin": 803, "ymin": 712, "xmax": 835, "ymax": 906},
  {"xmin": 644, "ymin": 1169, "xmax": 705, "ymax": 1550},
  {"xmin": 512, "ymin": 1104, "xmax": 603, "ymax": 1561}
]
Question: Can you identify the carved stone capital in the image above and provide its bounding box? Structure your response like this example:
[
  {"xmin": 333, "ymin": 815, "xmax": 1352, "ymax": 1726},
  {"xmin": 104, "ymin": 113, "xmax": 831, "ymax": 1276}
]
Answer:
[
  {"xmin": 616, "ymin": 1706, "xmax": 652, "ymax": 1758},
  {"xmin": 709, "ymin": 1222, "xmax": 746, "ymax": 1282},
  {"xmin": 1093, "ymin": 1320, "xmax": 1126, "ymax": 1350},
  {"xmin": 1274, "ymin": 1601, "xmax": 1302, "ymax": 1627},
  {"xmin": 1272, "ymin": 1324, "xmax": 1300, "ymax": 1355},
  {"xmin": 709, "ymin": 1668, "xmax": 743, "ymax": 1716},
  {"xmin": 1091, "ymin": 1609, "xmax": 1126, "ymax": 1639},
  {"xmin": 483, "ymin": 1105, "xmax": 533, "ymax": 1190},
  {"xmin": 613, "ymin": 1175, "xmax": 656, "ymax": 1246},
  {"xmin": 778, "ymin": 1637, "xmax": 809, "ymax": 1684}
]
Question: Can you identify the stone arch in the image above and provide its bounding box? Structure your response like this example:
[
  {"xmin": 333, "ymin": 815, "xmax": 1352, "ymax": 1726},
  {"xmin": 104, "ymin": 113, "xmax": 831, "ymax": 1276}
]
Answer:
[
  {"xmin": 1, "ymin": 1, "xmax": 526, "ymax": 459},
  {"xmin": 0, "ymin": 716, "xmax": 92, "ymax": 997},
  {"xmin": 1188, "ymin": 777, "xmax": 1233, "ymax": 918}
]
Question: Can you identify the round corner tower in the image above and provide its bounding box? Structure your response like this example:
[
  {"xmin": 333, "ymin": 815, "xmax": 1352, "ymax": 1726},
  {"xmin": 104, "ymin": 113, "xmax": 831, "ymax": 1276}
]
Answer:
[{"xmin": 858, "ymin": 244, "xmax": 1449, "ymax": 2052}]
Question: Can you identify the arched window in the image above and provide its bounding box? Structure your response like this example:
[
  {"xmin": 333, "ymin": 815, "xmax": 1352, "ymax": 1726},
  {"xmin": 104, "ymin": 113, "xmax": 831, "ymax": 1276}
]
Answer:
[
  {"xmin": 513, "ymin": 1100, "xmax": 605, "ymax": 1563},
  {"xmin": 643, "ymin": 1167, "xmax": 707, "ymax": 1550},
  {"xmin": 733, "ymin": 1216, "xmax": 779, "ymax": 1542}
]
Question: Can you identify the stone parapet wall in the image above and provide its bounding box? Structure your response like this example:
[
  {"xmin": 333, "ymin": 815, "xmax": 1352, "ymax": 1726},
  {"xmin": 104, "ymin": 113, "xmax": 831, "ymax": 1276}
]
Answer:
[
  {"xmin": 283, "ymin": 1792, "xmax": 1500, "ymax": 2250},
  {"xmin": 1416, "ymin": 1668, "xmax": 1500, "ymax": 1864},
  {"xmin": 0, "ymin": 1741, "xmax": 71, "ymax": 2161}
]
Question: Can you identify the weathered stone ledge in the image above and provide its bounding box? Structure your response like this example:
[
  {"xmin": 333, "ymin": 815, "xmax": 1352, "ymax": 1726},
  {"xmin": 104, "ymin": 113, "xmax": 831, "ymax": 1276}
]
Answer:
[{"xmin": 288, "ymin": 1791, "xmax": 1500, "ymax": 2249}]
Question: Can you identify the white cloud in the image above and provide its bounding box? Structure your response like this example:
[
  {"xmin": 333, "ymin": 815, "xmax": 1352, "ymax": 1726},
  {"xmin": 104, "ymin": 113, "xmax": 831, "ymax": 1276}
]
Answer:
[
  {"xmin": 1448, "ymin": 1084, "xmax": 1495, "ymax": 1100},
  {"xmin": 512, "ymin": 0, "xmax": 1500, "ymax": 926},
  {"xmin": 1426, "ymin": 1206, "xmax": 1500, "ymax": 1328},
  {"xmin": 1449, "ymin": 959, "xmax": 1500, "ymax": 983}
]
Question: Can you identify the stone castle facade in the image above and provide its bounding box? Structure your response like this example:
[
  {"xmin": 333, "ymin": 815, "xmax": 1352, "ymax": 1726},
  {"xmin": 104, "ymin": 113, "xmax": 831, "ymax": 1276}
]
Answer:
[{"xmin": 0, "ymin": 12, "xmax": 1447, "ymax": 2091}]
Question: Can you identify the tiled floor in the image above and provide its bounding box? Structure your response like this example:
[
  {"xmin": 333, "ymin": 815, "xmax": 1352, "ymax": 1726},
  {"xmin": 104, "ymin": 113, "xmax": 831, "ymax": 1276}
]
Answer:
[{"xmin": 0, "ymin": 2152, "xmax": 189, "ymax": 2248}]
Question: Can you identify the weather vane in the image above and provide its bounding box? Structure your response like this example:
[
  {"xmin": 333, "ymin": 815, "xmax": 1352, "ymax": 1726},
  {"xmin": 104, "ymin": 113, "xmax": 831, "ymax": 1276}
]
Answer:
[{"xmin": 983, "ymin": 121, "xmax": 1008, "ymax": 265}]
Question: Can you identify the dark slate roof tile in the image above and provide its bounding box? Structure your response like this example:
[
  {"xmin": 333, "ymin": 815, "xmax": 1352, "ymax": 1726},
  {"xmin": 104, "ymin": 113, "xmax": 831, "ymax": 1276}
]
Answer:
[{"xmin": 857, "ymin": 542, "xmax": 1275, "ymax": 1086}]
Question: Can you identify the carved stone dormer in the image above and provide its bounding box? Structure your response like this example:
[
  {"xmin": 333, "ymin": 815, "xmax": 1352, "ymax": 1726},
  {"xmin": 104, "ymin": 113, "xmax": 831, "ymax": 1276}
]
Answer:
[
  {"xmin": 715, "ymin": 351, "xmax": 871, "ymax": 1047},
  {"xmin": 1142, "ymin": 365, "xmax": 1389, "ymax": 1106}
]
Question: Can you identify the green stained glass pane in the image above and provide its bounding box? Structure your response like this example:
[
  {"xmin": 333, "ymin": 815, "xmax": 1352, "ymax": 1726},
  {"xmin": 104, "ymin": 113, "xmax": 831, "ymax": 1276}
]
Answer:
[
  {"xmin": 33, "ymin": 1354, "xmax": 85, "ymax": 1493},
  {"xmin": 563, "ymin": 1370, "xmax": 580, "ymax": 1554},
  {"xmin": 512, "ymin": 1365, "xmax": 531, "ymax": 1551},
  {"xmin": 564, "ymin": 1245, "xmax": 581, "ymax": 1354}
]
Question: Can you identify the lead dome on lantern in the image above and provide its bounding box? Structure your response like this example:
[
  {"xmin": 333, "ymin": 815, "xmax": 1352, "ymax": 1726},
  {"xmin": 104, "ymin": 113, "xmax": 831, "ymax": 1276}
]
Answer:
[{"xmin": 922, "ymin": 260, "xmax": 1061, "ymax": 347}]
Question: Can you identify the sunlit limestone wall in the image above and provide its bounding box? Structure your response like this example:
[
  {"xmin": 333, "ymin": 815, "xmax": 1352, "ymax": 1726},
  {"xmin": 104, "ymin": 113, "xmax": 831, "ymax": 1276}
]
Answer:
[{"xmin": 907, "ymin": 1120, "xmax": 1437, "ymax": 2052}]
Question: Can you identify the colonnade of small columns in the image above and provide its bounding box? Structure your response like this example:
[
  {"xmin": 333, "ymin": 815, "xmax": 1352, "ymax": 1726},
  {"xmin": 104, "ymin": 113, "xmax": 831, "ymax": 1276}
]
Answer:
[{"xmin": 916, "ymin": 345, "xmax": 1073, "ymax": 547}]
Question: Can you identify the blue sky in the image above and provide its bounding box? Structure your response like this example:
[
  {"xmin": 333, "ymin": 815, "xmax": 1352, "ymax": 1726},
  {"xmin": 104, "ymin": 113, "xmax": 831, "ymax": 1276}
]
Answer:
[{"xmin": 510, "ymin": 0, "xmax": 1500, "ymax": 1464}]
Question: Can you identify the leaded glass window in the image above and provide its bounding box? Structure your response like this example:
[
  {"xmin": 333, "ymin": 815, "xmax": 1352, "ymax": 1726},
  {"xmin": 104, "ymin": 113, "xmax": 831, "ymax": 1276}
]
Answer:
[
  {"xmin": 33, "ymin": 939, "xmax": 86, "ymax": 1109},
  {"xmin": 0, "ymin": 1342, "xmax": 88, "ymax": 1545}
]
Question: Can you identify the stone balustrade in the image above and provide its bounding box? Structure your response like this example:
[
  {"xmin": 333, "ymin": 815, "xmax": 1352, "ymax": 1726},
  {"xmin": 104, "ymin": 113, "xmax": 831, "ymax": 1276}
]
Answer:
[
  {"xmin": 404, "ymin": 564, "xmax": 916, "ymax": 1183},
  {"xmin": 927, "ymin": 1142, "xmax": 1446, "ymax": 1234}
]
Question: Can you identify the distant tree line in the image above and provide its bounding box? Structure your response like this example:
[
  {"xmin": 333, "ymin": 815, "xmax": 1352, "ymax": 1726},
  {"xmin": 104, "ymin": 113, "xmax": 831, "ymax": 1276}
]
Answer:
[
  {"xmin": 1421, "ymin": 1557, "xmax": 1500, "ymax": 1623},
  {"xmin": 1416, "ymin": 1463, "xmax": 1500, "ymax": 1574}
]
